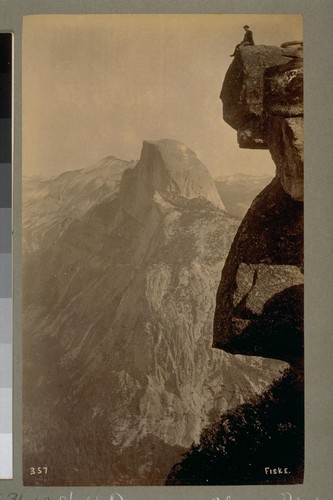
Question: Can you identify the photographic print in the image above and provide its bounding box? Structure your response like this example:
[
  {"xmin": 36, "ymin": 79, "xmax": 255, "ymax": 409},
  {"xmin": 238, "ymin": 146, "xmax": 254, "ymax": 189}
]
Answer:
[{"xmin": 22, "ymin": 14, "xmax": 303, "ymax": 487}]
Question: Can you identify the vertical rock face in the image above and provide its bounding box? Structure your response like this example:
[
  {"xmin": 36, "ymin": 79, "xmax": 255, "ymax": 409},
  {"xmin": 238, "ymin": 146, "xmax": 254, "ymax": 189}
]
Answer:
[
  {"xmin": 266, "ymin": 115, "xmax": 303, "ymax": 200},
  {"xmin": 264, "ymin": 53, "xmax": 304, "ymax": 201},
  {"xmin": 214, "ymin": 44, "xmax": 304, "ymax": 363}
]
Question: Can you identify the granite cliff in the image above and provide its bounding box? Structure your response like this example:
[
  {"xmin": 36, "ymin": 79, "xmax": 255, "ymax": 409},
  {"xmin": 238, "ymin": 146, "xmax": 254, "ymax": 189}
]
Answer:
[
  {"xmin": 167, "ymin": 42, "xmax": 304, "ymax": 485},
  {"xmin": 214, "ymin": 42, "xmax": 304, "ymax": 366}
]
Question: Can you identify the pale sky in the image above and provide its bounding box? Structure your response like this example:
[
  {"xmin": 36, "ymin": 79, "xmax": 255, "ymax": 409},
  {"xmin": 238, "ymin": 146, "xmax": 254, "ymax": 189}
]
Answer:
[{"xmin": 23, "ymin": 14, "xmax": 302, "ymax": 179}]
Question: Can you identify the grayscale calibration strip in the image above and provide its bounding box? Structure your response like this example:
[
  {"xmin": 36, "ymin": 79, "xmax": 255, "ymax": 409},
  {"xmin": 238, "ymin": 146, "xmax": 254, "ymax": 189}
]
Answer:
[{"xmin": 0, "ymin": 32, "xmax": 13, "ymax": 479}]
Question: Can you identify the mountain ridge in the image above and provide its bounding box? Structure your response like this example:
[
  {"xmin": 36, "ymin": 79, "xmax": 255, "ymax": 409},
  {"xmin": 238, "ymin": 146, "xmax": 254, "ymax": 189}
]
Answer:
[{"xmin": 23, "ymin": 139, "xmax": 286, "ymax": 486}]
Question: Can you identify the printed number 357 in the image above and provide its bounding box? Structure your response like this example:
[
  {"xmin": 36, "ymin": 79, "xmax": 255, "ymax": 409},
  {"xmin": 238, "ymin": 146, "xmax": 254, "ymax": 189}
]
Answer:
[{"xmin": 30, "ymin": 466, "xmax": 48, "ymax": 475}]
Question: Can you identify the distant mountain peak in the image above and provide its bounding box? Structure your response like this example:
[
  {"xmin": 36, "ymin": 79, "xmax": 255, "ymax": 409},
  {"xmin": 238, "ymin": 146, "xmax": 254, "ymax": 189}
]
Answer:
[
  {"xmin": 119, "ymin": 139, "xmax": 225, "ymax": 221},
  {"xmin": 82, "ymin": 155, "xmax": 136, "ymax": 175},
  {"xmin": 141, "ymin": 139, "xmax": 207, "ymax": 173},
  {"xmin": 215, "ymin": 172, "xmax": 273, "ymax": 182}
]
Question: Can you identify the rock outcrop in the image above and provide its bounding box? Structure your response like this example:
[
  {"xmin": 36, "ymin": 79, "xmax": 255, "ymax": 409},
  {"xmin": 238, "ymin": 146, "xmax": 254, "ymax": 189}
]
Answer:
[
  {"xmin": 214, "ymin": 43, "xmax": 304, "ymax": 365},
  {"xmin": 220, "ymin": 46, "xmax": 287, "ymax": 149},
  {"xmin": 220, "ymin": 43, "xmax": 303, "ymax": 201},
  {"xmin": 167, "ymin": 41, "xmax": 304, "ymax": 487}
]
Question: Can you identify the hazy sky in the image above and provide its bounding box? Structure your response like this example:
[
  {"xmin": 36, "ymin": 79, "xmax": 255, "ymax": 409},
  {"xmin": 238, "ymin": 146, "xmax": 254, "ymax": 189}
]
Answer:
[{"xmin": 23, "ymin": 14, "xmax": 302, "ymax": 178}]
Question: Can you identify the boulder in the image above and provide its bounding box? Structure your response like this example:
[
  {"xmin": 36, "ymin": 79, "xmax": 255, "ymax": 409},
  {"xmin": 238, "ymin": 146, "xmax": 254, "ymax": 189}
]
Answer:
[
  {"xmin": 220, "ymin": 45, "xmax": 287, "ymax": 148},
  {"xmin": 221, "ymin": 43, "xmax": 304, "ymax": 201}
]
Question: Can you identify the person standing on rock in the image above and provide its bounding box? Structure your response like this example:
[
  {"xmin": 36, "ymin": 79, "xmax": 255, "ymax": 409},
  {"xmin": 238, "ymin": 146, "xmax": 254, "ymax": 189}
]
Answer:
[{"xmin": 230, "ymin": 25, "xmax": 255, "ymax": 56}]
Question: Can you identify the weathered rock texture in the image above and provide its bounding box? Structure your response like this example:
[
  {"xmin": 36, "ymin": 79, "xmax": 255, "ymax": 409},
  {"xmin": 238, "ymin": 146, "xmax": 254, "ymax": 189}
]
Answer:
[
  {"xmin": 166, "ymin": 44, "xmax": 304, "ymax": 485},
  {"xmin": 214, "ymin": 44, "xmax": 304, "ymax": 364},
  {"xmin": 264, "ymin": 55, "xmax": 304, "ymax": 201},
  {"xmin": 221, "ymin": 44, "xmax": 304, "ymax": 201},
  {"xmin": 167, "ymin": 42, "xmax": 304, "ymax": 487},
  {"xmin": 220, "ymin": 46, "xmax": 287, "ymax": 149},
  {"xmin": 213, "ymin": 178, "xmax": 303, "ymax": 364}
]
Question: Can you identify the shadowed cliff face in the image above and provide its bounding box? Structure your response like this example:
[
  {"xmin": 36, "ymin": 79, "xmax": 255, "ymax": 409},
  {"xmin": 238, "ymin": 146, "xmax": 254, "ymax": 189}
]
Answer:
[
  {"xmin": 214, "ymin": 44, "xmax": 304, "ymax": 361},
  {"xmin": 213, "ymin": 178, "xmax": 303, "ymax": 364}
]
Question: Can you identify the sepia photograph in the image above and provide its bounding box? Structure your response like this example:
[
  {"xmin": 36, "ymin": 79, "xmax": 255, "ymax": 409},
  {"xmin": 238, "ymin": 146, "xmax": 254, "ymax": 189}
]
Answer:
[{"xmin": 22, "ymin": 14, "xmax": 304, "ymax": 487}]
